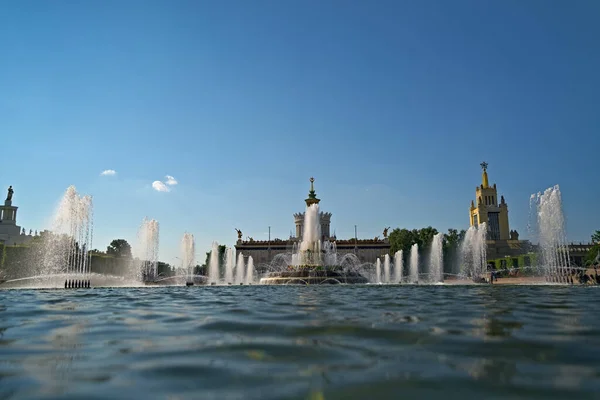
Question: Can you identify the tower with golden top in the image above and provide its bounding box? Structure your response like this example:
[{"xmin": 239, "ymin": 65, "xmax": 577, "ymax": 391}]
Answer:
[{"xmin": 469, "ymin": 162, "xmax": 510, "ymax": 241}]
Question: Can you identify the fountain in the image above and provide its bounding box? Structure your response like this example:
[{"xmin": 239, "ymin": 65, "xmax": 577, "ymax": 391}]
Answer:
[
  {"xmin": 208, "ymin": 242, "xmax": 220, "ymax": 284},
  {"xmin": 460, "ymin": 223, "xmax": 487, "ymax": 282},
  {"xmin": 0, "ymin": 186, "xmax": 111, "ymax": 288},
  {"xmin": 135, "ymin": 217, "xmax": 160, "ymax": 283},
  {"xmin": 236, "ymin": 252, "xmax": 245, "ymax": 284},
  {"xmin": 38, "ymin": 186, "xmax": 94, "ymax": 288},
  {"xmin": 246, "ymin": 256, "xmax": 254, "ymax": 284},
  {"xmin": 383, "ymin": 254, "xmax": 391, "ymax": 283},
  {"xmin": 260, "ymin": 201, "xmax": 368, "ymax": 284},
  {"xmin": 224, "ymin": 247, "xmax": 235, "ymax": 284},
  {"xmin": 430, "ymin": 232, "xmax": 444, "ymax": 283},
  {"xmin": 394, "ymin": 250, "xmax": 403, "ymax": 283},
  {"xmin": 180, "ymin": 233, "xmax": 195, "ymax": 285},
  {"xmin": 531, "ymin": 185, "xmax": 572, "ymax": 283},
  {"xmin": 375, "ymin": 258, "xmax": 381, "ymax": 283},
  {"xmin": 409, "ymin": 243, "xmax": 419, "ymax": 283}
]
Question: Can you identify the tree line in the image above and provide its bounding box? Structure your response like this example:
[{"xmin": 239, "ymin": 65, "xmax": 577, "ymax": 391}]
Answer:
[{"xmin": 388, "ymin": 227, "xmax": 466, "ymax": 255}]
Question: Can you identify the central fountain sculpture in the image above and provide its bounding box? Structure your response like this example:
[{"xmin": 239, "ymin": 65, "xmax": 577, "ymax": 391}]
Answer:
[{"xmin": 260, "ymin": 178, "xmax": 368, "ymax": 285}]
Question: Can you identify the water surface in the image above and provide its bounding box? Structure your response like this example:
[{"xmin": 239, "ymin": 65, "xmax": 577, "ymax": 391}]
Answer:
[{"xmin": 1, "ymin": 285, "xmax": 599, "ymax": 399}]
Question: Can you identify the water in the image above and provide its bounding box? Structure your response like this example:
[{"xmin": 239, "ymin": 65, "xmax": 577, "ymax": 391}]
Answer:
[
  {"xmin": 394, "ymin": 250, "xmax": 403, "ymax": 283},
  {"xmin": 236, "ymin": 252, "xmax": 245, "ymax": 284},
  {"xmin": 296, "ymin": 203, "xmax": 322, "ymax": 266},
  {"xmin": 134, "ymin": 218, "xmax": 159, "ymax": 282},
  {"xmin": 383, "ymin": 254, "xmax": 390, "ymax": 283},
  {"xmin": 224, "ymin": 247, "xmax": 235, "ymax": 284},
  {"xmin": 430, "ymin": 232, "xmax": 444, "ymax": 283},
  {"xmin": 461, "ymin": 223, "xmax": 487, "ymax": 279},
  {"xmin": 41, "ymin": 186, "xmax": 94, "ymax": 278},
  {"xmin": 375, "ymin": 258, "xmax": 381, "ymax": 283},
  {"xmin": 246, "ymin": 256, "xmax": 255, "ymax": 284},
  {"xmin": 208, "ymin": 242, "xmax": 220, "ymax": 284},
  {"xmin": 1, "ymin": 286, "xmax": 599, "ymax": 399},
  {"xmin": 532, "ymin": 185, "xmax": 571, "ymax": 281},
  {"xmin": 410, "ymin": 244, "xmax": 419, "ymax": 283},
  {"xmin": 180, "ymin": 233, "xmax": 195, "ymax": 282}
]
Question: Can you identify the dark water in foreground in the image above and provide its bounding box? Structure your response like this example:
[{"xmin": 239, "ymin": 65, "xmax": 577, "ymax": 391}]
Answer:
[{"xmin": 1, "ymin": 286, "xmax": 599, "ymax": 399}]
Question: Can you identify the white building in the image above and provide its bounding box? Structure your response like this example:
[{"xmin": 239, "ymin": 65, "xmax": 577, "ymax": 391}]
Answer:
[{"xmin": 0, "ymin": 186, "xmax": 35, "ymax": 246}]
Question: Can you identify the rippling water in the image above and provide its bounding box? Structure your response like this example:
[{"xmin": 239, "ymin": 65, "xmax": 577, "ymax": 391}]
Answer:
[{"xmin": 1, "ymin": 285, "xmax": 600, "ymax": 399}]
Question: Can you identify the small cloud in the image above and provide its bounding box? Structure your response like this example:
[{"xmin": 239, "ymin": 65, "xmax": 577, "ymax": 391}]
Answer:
[
  {"xmin": 165, "ymin": 175, "xmax": 178, "ymax": 185},
  {"xmin": 152, "ymin": 181, "xmax": 170, "ymax": 192},
  {"xmin": 100, "ymin": 169, "xmax": 116, "ymax": 176}
]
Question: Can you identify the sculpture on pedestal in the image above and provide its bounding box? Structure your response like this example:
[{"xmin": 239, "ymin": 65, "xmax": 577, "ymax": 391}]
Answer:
[{"xmin": 6, "ymin": 186, "xmax": 13, "ymax": 202}]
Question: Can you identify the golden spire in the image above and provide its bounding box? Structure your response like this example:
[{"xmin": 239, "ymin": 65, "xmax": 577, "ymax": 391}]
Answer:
[
  {"xmin": 480, "ymin": 161, "xmax": 489, "ymax": 188},
  {"xmin": 305, "ymin": 177, "xmax": 320, "ymax": 206}
]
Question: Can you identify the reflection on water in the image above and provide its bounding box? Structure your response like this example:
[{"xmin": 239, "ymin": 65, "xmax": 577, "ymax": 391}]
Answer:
[{"xmin": 1, "ymin": 286, "xmax": 600, "ymax": 399}]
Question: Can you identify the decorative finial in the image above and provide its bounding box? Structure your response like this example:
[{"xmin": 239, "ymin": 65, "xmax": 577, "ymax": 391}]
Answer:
[
  {"xmin": 480, "ymin": 162, "xmax": 489, "ymax": 188},
  {"xmin": 305, "ymin": 177, "xmax": 320, "ymax": 206}
]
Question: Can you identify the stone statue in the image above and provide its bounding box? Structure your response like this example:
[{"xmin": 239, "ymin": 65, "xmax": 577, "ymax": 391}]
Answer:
[
  {"xmin": 501, "ymin": 195, "xmax": 505, "ymax": 204},
  {"xmin": 21, "ymin": 227, "xmax": 25, "ymax": 235},
  {"xmin": 29, "ymin": 229, "xmax": 32, "ymax": 235},
  {"xmin": 34, "ymin": 230, "xmax": 38, "ymax": 236},
  {"xmin": 383, "ymin": 227, "xmax": 390, "ymax": 238},
  {"xmin": 6, "ymin": 186, "xmax": 13, "ymax": 202},
  {"xmin": 235, "ymin": 228, "xmax": 242, "ymax": 240}
]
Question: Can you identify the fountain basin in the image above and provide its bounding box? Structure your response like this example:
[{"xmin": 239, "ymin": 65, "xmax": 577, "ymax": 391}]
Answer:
[{"xmin": 260, "ymin": 266, "xmax": 368, "ymax": 285}]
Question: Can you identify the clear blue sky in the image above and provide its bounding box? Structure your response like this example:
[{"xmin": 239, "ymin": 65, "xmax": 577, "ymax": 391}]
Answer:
[{"xmin": 1, "ymin": 0, "xmax": 599, "ymax": 265}]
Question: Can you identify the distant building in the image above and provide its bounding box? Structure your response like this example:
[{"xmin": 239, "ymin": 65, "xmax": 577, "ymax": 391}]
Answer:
[
  {"xmin": 234, "ymin": 178, "xmax": 390, "ymax": 270},
  {"xmin": 468, "ymin": 162, "xmax": 532, "ymax": 259},
  {"xmin": 469, "ymin": 164, "xmax": 593, "ymax": 265},
  {"xmin": 0, "ymin": 186, "xmax": 35, "ymax": 246}
]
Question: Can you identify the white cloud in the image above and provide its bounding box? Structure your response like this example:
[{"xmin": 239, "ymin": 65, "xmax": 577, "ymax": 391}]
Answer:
[
  {"xmin": 152, "ymin": 181, "xmax": 170, "ymax": 192},
  {"xmin": 165, "ymin": 175, "xmax": 178, "ymax": 185},
  {"xmin": 100, "ymin": 169, "xmax": 116, "ymax": 176}
]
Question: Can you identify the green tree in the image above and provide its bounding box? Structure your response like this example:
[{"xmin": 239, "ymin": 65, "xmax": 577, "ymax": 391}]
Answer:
[
  {"xmin": 157, "ymin": 262, "xmax": 174, "ymax": 277},
  {"xmin": 592, "ymin": 230, "xmax": 600, "ymax": 244},
  {"xmin": 204, "ymin": 245, "xmax": 227, "ymax": 270},
  {"xmin": 389, "ymin": 228, "xmax": 416, "ymax": 254},
  {"xmin": 443, "ymin": 229, "xmax": 466, "ymax": 251},
  {"xmin": 416, "ymin": 226, "xmax": 439, "ymax": 250},
  {"xmin": 587, "ymin": 244, "xmax": 600, "ymax": 265},
  {"xmin": 106, "ymin": 239, "xmax": 132, "ymax": 258}
]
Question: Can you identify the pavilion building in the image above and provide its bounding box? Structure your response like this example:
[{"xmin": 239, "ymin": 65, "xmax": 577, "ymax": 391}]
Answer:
[{"xmin": 234, "ymin": 178, "xmax": 390, "ymax": 270}]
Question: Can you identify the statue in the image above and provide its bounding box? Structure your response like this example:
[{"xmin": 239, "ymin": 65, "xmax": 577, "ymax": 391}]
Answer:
[
  {"xmin": 235, "ymin": 228, "xmax": 242, "ymax": 240},
  {"xmin": 383, "ymin": 227, "xmax": 390, "ymax": 238},
  {"xmin": 6, "ymin": 186, "xmax": 13, "ymax": 202},
  {"xmin": 501, "ymin": 195, "xmax": 505, "ymax": 204},
  {"xmin": 21, "ymin": 228, "xmax": 25, "ymax": 235},
  {"xmin": 34, "ymin": 230, "xmax": 38, "ymax": 236},
  {"xmin": 29, "ymin": 229, "xmax": 32, "ymax": 235}
]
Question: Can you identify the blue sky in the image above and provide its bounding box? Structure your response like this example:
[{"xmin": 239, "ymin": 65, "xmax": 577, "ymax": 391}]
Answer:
[{"xmin": 1, "ymin": 0, "xmax": 599, "ymax": 265}]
